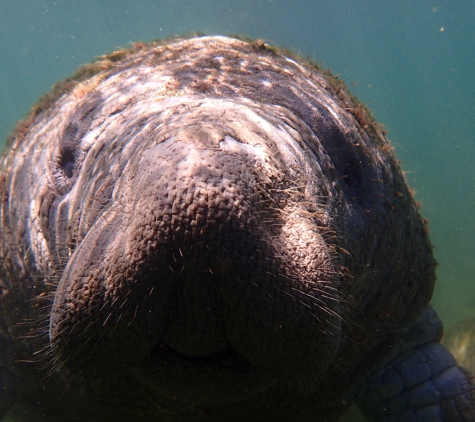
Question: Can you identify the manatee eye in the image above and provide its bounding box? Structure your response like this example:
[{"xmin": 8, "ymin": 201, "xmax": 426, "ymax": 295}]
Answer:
[
  {"xmin": 53, "ymin": 122, "xmax": 83, "ymax": 191},
  {"xmin": 60, "ymin": 149, "xmax": 76, "ymax": 178},
  {"xmin": 53, "ymin": 146, "xmax": 80, "ymax": 191},
  {"xmin": 56, "ymin": 121, "xmax": 80, "ymax": 183}
]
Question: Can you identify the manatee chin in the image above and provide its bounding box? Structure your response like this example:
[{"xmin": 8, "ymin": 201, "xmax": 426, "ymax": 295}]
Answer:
[{"xmin": 49, "ymin": 98, "xmax": 342, "ymax": 404}]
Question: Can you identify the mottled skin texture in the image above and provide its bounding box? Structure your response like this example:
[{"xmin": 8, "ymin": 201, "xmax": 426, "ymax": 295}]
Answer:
[{"xmin": 0, "ymin": 36, "xmax": 474, "ymax": 421}]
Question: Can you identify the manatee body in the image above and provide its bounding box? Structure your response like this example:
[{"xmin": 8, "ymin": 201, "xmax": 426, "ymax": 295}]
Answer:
[{"xmin": 0, "ymin": 35, "xmax": 474, "ymax": 421}]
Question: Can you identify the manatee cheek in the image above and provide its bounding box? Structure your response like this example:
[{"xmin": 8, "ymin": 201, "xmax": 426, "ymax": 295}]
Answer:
[{"xmin": 49, "ymin": 209, "xmax": 169, "ymax": 369}]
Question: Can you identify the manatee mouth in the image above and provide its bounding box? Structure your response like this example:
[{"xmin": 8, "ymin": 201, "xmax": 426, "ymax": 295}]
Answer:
[
  {"xmin": 147, "ymin": 340, "xmax": 258, "ymax": 380},
  {"xmin": 49, "ymin": 103, "xmax": 342, "ymax": 404},
  {"xmin": 152, "ymin": 341, "xmax": 244, "ymax": 366},
  {"xmin": 141, "ymin": 338, "xmax": 257, "ymax": 376},
  {"xmin": 130, "ymin": 341, "xmax": 278, "ymax": 407}
]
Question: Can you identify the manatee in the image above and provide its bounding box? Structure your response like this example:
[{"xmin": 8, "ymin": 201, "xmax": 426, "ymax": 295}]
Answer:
[{"xmin": 1, "ymin": 35, "xmax": 474, "ymax": 422}]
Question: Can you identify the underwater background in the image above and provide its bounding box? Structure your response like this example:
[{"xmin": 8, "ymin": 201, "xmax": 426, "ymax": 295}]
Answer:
[{"xmin": 0, "ymin": 1, "xmax": 473, "ymax": 421}]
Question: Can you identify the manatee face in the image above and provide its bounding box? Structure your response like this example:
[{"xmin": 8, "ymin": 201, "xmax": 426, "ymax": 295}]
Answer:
[
  {"xmin": 0, "ymin": 36, "xmax": 435, "ymax": 417},
  {"xmin": 49, "ymin": 95, "xmax": 345, "ymax": 403},
  {"xmin": 49, "ymin": 98, "xmax": 342, "ymax": 402}
]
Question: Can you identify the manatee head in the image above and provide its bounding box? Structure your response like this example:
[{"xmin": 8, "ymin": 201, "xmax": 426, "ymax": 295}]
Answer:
[{"xmin": 3, "ymin": 36, "xmax": 434, "ymax": 409}]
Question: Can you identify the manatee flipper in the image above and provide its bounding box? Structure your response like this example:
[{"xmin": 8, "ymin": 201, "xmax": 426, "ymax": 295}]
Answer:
[{"xmin": 349, "ymin": 307, "xmax": 475, "ymax": 421}]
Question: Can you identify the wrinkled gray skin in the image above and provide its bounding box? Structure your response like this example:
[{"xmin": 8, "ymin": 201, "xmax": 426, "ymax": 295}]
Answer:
[{"xmin": 0, "ymin": 36, "xmax": 474, "ymax": 421}]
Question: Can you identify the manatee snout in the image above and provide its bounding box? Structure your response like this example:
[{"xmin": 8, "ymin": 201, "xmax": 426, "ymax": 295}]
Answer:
[{"xmin": 49, "ymin": 104, "xmax": 341, "ymax": 383}]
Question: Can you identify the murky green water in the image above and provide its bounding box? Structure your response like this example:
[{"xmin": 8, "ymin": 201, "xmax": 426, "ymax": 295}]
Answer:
[{"xmin": 0, "ymin": 1, "xmax": 474, "ymax": 421}]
